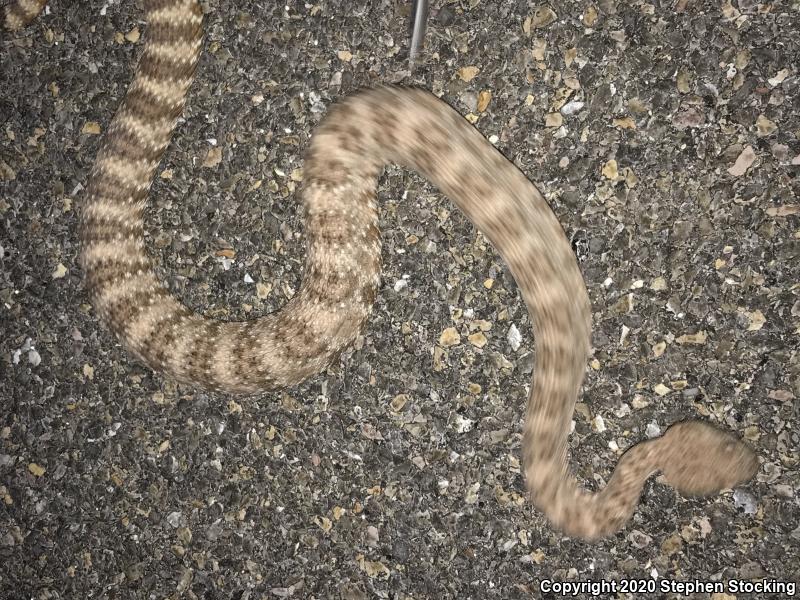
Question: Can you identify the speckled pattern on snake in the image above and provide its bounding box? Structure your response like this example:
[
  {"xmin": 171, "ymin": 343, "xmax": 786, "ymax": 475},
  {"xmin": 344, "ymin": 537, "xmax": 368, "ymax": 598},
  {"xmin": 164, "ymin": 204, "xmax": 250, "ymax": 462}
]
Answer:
[{"xmin": 4, "ymin": 0, "xmax": 758, "ymax": 540}]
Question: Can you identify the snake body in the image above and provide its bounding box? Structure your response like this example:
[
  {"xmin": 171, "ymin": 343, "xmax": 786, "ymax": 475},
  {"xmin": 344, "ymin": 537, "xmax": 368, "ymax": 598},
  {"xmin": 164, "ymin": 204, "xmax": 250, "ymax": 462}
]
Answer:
[{"xmin": 5, "ymin": 0, "xmax": 758, "ymax": 539}]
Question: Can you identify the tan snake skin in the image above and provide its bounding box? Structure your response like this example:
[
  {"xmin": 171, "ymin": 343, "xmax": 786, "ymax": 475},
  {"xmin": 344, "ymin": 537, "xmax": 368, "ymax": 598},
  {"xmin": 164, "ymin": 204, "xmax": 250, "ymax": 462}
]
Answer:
[{"xmin": 5, "ymin": 0, "xmax": 758, "ymax": 539}]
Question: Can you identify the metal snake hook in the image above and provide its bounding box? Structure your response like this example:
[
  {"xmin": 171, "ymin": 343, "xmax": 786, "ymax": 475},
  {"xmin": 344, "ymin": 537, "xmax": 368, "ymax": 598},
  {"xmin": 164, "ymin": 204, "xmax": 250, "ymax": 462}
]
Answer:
[{"xmin": 409, "ymin": 0, "xmax": 429, "ymax": 69}]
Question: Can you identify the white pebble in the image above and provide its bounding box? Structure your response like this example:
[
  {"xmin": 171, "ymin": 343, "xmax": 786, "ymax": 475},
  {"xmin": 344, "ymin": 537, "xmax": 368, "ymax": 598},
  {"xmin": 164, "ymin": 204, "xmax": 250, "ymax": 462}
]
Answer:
[
  {"xmin": 560, "ymin": 100, "xmax": 585, "ymax": 115},
  {"xmin": 507, "ymin": 323, "xmax": 522, "ymax": 351}
]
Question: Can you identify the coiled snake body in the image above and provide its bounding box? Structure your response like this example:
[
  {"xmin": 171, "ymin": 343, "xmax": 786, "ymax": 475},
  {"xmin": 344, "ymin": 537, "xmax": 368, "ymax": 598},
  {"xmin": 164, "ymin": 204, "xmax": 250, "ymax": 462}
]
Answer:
[{"xmin": 5, "ymin": 0, "xmax": 758, "ymax": 539}]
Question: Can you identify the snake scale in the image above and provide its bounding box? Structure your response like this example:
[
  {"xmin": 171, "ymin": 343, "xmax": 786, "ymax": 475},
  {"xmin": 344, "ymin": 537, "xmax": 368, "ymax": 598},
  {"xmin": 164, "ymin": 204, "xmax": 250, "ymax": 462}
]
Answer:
[{"xmin": 5, "ymin": 0, "xmax": 758, "ymax": 539}]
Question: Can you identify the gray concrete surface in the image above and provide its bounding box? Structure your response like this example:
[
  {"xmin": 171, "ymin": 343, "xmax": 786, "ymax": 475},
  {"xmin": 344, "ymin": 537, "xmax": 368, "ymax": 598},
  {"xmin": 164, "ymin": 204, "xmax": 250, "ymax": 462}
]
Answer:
[{"xmin": 1, "ymin": 0, "xmax": 798, "ymax": 598}]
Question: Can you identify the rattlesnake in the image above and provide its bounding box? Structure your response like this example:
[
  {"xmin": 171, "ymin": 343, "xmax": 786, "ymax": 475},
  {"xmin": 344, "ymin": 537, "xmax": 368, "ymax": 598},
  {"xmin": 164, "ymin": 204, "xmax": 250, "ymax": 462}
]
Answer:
[{"xmin": 4, "ymin": 0, "xmax": 758, "ymax": 540}]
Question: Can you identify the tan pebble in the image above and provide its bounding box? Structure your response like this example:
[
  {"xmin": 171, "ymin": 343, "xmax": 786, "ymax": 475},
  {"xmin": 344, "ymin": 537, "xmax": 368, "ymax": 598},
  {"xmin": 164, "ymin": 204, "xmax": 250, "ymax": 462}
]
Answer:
[
  {"xmin": 458, "ymin": 66, "xmax": 480, "ymax": 82},
  {"xmin": 755, "ymin": 114, "xmax": 777, "ymax": 137},
  {"xmin": 528, "ymin": 7, "xmax": 557, "ymax": 29},
  {"xmin": 125, "ymin": 27, "xmax": 140, "ymax": 43},
  {"xmin": 545, "ymin": 112, "xmax": 562, "ymax": 127},
  {"xmin": 52, "ymin": 263, "xmax": 67, "ymax": 279},
  {"xmin": 203, "ymin": 146, "xmax": 223, "ymax": 168},
  {"xmin": 468, "ymin": 332, "xmax": 487, "ymax": 348},
  {"xmin": 612, "ymin": 117, "xmax": 636, "ymax": 129},
  {"xmin": 477, "ymin": 90, "xmax": 492, "ymax": 112},
  {"xmin": 582, "ymin": 5, "xmax": 598, "ymax": 26},
  {"xmin": 650, "ymin": 276, "xmax": 667, "ymax": 290},
  {"xmin": 82, "ymin": 121, "xmax": 101, "ymax": 135},
  {"xmin": 675, "ymin": 331, "xmax": 708, "ymax": 345},
  {"xmin": 745, "ymin": 309, "xmax": 765, "ymax": 331},
  {"xmin": 676, "ymin": 70, "xmax": 691, "ymax": 93},
  {"xmin": 601, "ymin": 159, "xmax": 618, "ymax": 179},
  {"xmin": 727, "ymin": 145, "xmax": 756, "ymax": 177},
  {"xmin": 28, "ymin": 463, "xmax": 46, "ymax": 477}
]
